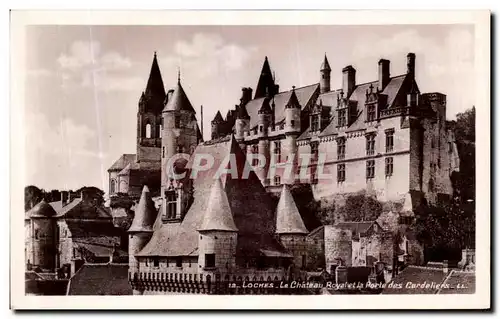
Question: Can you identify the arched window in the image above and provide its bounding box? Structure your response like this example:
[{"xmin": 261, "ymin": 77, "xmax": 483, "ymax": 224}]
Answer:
[
  {"xmin": 158, "ymin": 124, "xmax": 162, "ymax": 138},
  {"xmin": 145, "ymin": 123, "xmax": 152, "ymax": 138}
]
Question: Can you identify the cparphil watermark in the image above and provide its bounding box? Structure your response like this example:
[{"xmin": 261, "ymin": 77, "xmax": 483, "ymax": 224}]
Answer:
[{"xmin": 164, "ymin": 152, "xmax": 336, "ymax": 182}]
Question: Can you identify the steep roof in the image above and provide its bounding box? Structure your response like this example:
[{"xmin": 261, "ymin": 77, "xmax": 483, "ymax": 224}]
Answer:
[
  {"xmin": 137, "ymin": 135, "xmax": 287, "ymax": 257},
  {"xmin": 163, "ymin": 80, "xmax": 196, "ymax": 113},
  {"xmin": 145, "ymin": 53, "xmax": 166, "ymax": 101},
  {"xmin": 108, "ymin": 154, "xmax": 136, "ymax": 172},
  {"xmin": 198, "ymin": 178, "xmax": 238, "ymax": 232},
  {"xmin": 244, "ymin": 83, "xmax": 319, "ymax": 130},
  {"xmin": 66, "ymin": 220, "xmax": 122, "ymax": 238},
  {"xmin": 128, "ymin": 186, "xmax": 157, "ymax": 233},
  {"xmin": 66, "ymin": 263, "xmax": 132, "ymax": 295},
  {"xmin": 49, "ymin": 198, "xmax": 112, "ymax": 219},
  {"xmin": 212, "ymin": 110, "xmax": 224, "ymax": 123},
  {"xmin": 25, "ymin": 200, "xmax": 57, "ymax": 219},
  {"xmin": 254, "ymin": 56, "xmax": 275, "ymax": 99},
  {"xmin": 320, "ymin": 54, "xmax": 331, "ymax": 71},
  {"xmin": 317, "ymin": 74, "xmax": 412, "ymax": 138},
  {"xmin": 275, "ymin": 185, "xmax": 308, "ymax": 234}
]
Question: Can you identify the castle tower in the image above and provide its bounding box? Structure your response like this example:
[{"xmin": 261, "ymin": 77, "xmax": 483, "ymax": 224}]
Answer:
[
  {"xmin": 284, "ymin": 86, "xmax": 302, "ymax": 184},
  {"xmin": 275, "ymin": 185, "xmax": 308, "ymax": 269},
  {"xmin": 257, "ymin": 95, "xmax": 272, "ymax": 186},
  {"xmin": 25, "ymin": 200, "xmax": 58, "ymax": 272},
  {"xmin": 197, "ymin": 178, "xmax": 238, "ymax": 276},
  {"xmin": 211, "ymin": 111, "xmax": 225, "ymax": 140},
  {"xmin": 320, "ymin": 54, "xmax": 331, "ymax": 94},
  {"xmin": 161, "ymin": 74, "xmax": 200, "ymax": 222},
  {"xmin": 235, "ymin": 97, "xmax": 251, "ymax": 143},
  {"xmin": 136, "ymin": 52, "xmax": 166, "ymax": 162},
  {"xmin": 254, "ymin": 56, "xmax": 278, "ymax": 99},
  {"xmin": 128, "ymin": 186, "xmax": 156, "ymax": 295}
]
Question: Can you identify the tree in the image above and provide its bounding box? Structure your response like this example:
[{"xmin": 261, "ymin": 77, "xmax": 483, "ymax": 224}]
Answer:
[{"xmin": 336, "ymin": 194, "xmax": 383, "ymax": 222}]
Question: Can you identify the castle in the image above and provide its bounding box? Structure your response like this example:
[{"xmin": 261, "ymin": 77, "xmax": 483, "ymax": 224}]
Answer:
[{"xmin": 107, "ymin": 52, "xmax": 460, "ymax": 295}]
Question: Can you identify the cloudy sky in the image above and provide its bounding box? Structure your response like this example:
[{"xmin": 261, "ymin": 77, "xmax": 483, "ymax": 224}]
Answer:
[{"xmin": 24, "ymin": 24, "xmax": 475, "ymax": 193}]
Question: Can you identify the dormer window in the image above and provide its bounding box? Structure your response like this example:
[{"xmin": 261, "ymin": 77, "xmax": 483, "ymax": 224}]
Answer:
[
  {"xmin": 367, "ymin": 105, "xmax": 376, "ymax": 122},
  {"xmin": 311, "ymin": 115, "xmax": 320, "ymax": 132},
  {"xmin": 274, "ymin": 141, "xmax": 281, "ymax": 163},
  {"xmin": 338, "ymin": 109, "xmax": 347, "ymax": 127}
]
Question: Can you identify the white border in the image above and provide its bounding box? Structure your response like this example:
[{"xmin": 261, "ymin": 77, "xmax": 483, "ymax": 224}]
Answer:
[{"xmin": 10, "ymin": 10, "xmax": 491, "ymax": 310}]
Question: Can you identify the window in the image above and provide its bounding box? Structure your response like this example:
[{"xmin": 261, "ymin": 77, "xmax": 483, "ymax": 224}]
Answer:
[
  {"xmin": 311, "ymin": 142, "xmax": 319, "ymax": 162},
  {"xmin": 448, "ymin": 142, "xmax": 453, "ymax": 153},
  {"xmin": 34, "ymin": 229, "xmax": 39, "ymax": 240},
  {"xmin": 385, "ymin": 129, "xmax": 394, "ymax": 152},
  {"xmin": 205, "ymin": 254, "xmax": 215, "ymax": 268},
  {"xmin": 366, "ymin": 160, "xmax": 375, "ymax": 179},
  {"xmin": 302, "ymin": 255, "xmax": 307, "ymax": 269},
  {"xmin": 385, "ymin": 157, "xmax": 394, "ymax": 177},
  {"xmin": 291, "ymin": 120, "xmax": 295, "ymax": 128},
  {"xmin": 259, "ymin": 125, "xmax": 263, "ymax": 133},
  {"xmin": 110, "ymin": 179, "xmax": 116, "ymax": 194},
  {"xmin": 165, "ymin": 190, "xmax": 177, "ymax": 219},
  {"xmin": 274, "ymin": 141, "xmax": 281, "ymax": 163},
  {"xmin": 367, "ymin": 105, "xmax": 376, "ymax": 122},
  {"xmin": 337, "ymin": 164, "xmax": 346, "ymax": 182},
  {"xmin": 158, "ymin": 124, "xmax": 162, "ymax": 138},
  {"xmin": 176, "ymin": 257, "xmax": 182, "ymax": 268},
  {"xmin": 145, "ymin": 123, "xmax": 152, "ymax": 138},
  {"xmin": 337, "ymin": 137, "xmax": 346, "ymax": 160},
  {"xmin": 274, "ymin": 175, "xmax": 281, "ymax": 186},
  {"xmin": 153, "ymin": 257, "xmax": 159, "ymax": 268},
  {"xmin": 311, "ymin": 115, "xmax": 320, "ymax": 132},
  {"xmin": 366, "ymin": 134, "xmax": 376, "ymax": 156},
  {"xmin": 338, "ymin": 109, "xmax": 347, "ymax": 127},
  {"xmin": 174, "ymin": 115, "xmax": 181, "ymax": 128},
  {"xmin": 162, "ymin": 147, "xmax": 165, "ymax": 158}
]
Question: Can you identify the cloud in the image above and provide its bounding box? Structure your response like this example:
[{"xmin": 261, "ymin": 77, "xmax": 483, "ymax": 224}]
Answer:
[
  {"xmin": 26, "ymin": 68, "xmax": 53, "ymax": 78},
  {"xmin": 162, "ymin": 33, "xmax": 258, "ymax": 79},
  {"xmin": 57, "ymin": 40, "xmax": 140, "ymax": 92}
]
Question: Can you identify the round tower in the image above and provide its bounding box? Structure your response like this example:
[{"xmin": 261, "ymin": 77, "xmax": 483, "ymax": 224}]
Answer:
[
  {"xmin": 320, "ymin": 54, "xmax": 331, "ymax": 94},
  {"xmin": 161, "ymin": 76, "xmax": 199, "ymax": 195},
  {"xmin": 235, "ymin": 89, "xmax": 251, "ymax": 143},
  {"xmin": 26, "ymin": 200, "xmax": 57, "ymax": 271},
  {"xmin": 197, "ymin": 179, "xmax": 238, "ymax": 276},
  {"xmin": 128, "ymin": 185, "xmax": 156, "ymax": 295},
  {"xmin": 283, "ymin": 87, "xmax": 302, "ymax": 183},
  {"xmin": 276, "ymin": 185, "xmax": 308, "ymax": 269}
]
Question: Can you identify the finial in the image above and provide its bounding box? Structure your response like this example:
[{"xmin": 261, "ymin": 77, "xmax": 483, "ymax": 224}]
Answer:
[
  {"xmin": 292, "ymin": 85, "xmax": 296, "ymax": 91},
  {"xmin": 177, "ymin": 67, "xmax": 181, "ymax": 83},
  {"xmin": 154, "ymin": 51, "xmax": 157, "ymax": 57}
]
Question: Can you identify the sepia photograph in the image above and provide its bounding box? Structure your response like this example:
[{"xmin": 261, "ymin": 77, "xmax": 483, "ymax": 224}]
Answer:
[{"xmin": 10, "ymin": 10, "xmax": 490, "ymax": 310}]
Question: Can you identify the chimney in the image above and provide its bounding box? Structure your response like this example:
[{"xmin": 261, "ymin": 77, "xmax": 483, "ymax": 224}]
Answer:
[
  {"xmin": 342, "ymin": 65, "xmax": 356, "ymax": 97},
  {"xmin": 407, "ymin": 53, "xmax": 416, "ymax": 77},
  {"xmin": 61, "ymin": 191, "xmax": 68, "ymax": 207},
  {"xmin": 240, "ymin": 87, "xmax": 253, "ymax": 106},
  {"xmin": 378, "ymin": 59, "xmax": 390, "ymax": 90}
]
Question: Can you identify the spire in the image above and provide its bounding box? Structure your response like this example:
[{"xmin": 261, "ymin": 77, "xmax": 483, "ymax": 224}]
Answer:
[
  {"xmin": 162, "ymin": 79, "xmax": 196, "ymax": 113},
  {"xmin": 254, "ymin": 56, "xmax": 276, "ymax": 99},
  {"xmin": 321, "ymin": 54, "xmax": 331, "ymax": 71},
  {"xmin": 276, "ymin": 185, "xmax": 308, "ymax": 234},
  {"xmin": 128, "ymin": 186, "xmax": 157, "ymax": 233},
  {"xmin": 212, "ymin": 110, "xmax": 224, "ymax": 123},
  {"xmin": 177, "ymin": 67, "xmax": 181, "ymax": 83},
  {"xmin": 145, "ymin": 52, "xmax": 166, "ymax": 101},
  {"xmin": 285, "ymin": 86, "xmax": 301, "ymax": 109},
  {"xmin": 198, "ymin": 178, "xmax": 238, "ymax": 232}
]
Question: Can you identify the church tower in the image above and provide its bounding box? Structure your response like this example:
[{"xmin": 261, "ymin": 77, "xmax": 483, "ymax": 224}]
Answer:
[
  {"xmin": 276, "ymin": 185, "xmax": 309, "ymax": 269},
  {"xmin": 161, "ymin": 73, "xmax": 200, "ymax": 222},
  {"xmin": 128, "ymin": 185, "xmax": 156, "ymax": 295},
  {"xmin": 136, "ymin": 52, "xmax": 166, "ymax": 162},
  {"xmin": 320, "ymin": 54, "xmax": 331, "ymax": 94}
]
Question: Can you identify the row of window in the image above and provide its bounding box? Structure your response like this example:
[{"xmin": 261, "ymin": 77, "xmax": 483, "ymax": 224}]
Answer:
[
  {"xmin": 147, "ymin": 254, "xmax": 216, "ymax": 269},
  {"xmin": 337, "ymin": 157, "xmax": 394, "ymax": 181}
]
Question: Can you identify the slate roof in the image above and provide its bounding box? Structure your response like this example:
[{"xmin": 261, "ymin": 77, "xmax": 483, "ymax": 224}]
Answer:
[
  {"xmin": 244, "ymin": 83, "xmax": 319, "ymax": 130},
  {"xmin": 163, "ymin": 80, "xmax": 196, "ymax": 113},
  {"xmin": 75, "ymin": 242, "xmax": 126, "ymax": 258},
  {"xmin": 275, "ymin": 184, "xmax": 308, "ymax": 234},
  {"xmin": 320, "ymin": 54, "xmax": 331, "ymax": 71},
  {"xmin": 145, "ymin": 52, "xmax": 167, "ymax": 105},
  {"xmin": 25, "ymin": 200, "xmax": 57, "ymax": 219},
  {"xmin": 198, "ymin": 178, "xmax": 238, "ymax": 232},
  {"xmin": 49, "ymin": 198, "xmax": 112, "ymax": 219},
  {"xmin": 108, "ymin": 154, "xmax": 136, "ymax": 172},
  {"xmin": 316, "ymin": 74, "xmax": 413, "ymax": 138},
  {"xmin": 335, "ymin": 221, "xmax": 380, "ymax": 236},
  {"xmin": 65, "ymin": 220, "xmax": 123, "ymax": 238},
  {"xmin": 66, "ymin": 263, "xmax": 132, "ymax": 295},
  {"xmin": 128, "ymin": 186, "xmax": 158, "ymax": 233},
  {"xmin": 137, "ymin": 135, "xmax": 287, "ymax": 258}
]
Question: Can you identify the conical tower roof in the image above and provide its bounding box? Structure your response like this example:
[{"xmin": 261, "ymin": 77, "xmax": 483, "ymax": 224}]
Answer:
[
  {"xmin": 285, "ymin": 86, "xmax": 301, "ymax": 109},
  {"xmin": 254, "ymin": 56, "xmax": 276, "ymax": 99},
  {"xmin": 129, "ymin": 186, "xmax": 157, "ymax": 233},
  {"xmin": 258, "ymin": 97, "xmax": 273, "ymax": 114},
  {"xmin": 163, "ymin": 79, "xmax": 196, "ymax": 113},
  {"xmin": 145, "ymin": 52, "xmax": 166, "ymax": 100},
  {"xmin": 321, "ymin": 54, "xmax": 331, "ymax": 71},
  {"xmin": 275, "ymin": 184, "xmax": 308, "ymax": 234},
  {"xmin": 212, "ymin": 110, "xmax": 224, "ymax": 123},
  {"xmin": 198, "ymin": 178, "xmax": 238, "ymax": 232},
  {"xmin": 26, "ymin": 200, "xmax": 57, "ymax": 219}
]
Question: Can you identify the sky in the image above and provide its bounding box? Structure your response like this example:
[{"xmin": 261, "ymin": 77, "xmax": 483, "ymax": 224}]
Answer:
[{"xmin": 24, "ymin": 24, "xmax": 475, "ymax": 193}]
